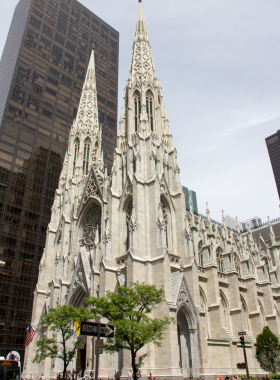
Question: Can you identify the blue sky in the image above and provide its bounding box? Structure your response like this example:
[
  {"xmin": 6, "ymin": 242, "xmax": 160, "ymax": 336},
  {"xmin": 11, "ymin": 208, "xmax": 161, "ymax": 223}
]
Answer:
[{"xmin": 1, "ymin": 0, "xmax": 280, "ymax": 224}]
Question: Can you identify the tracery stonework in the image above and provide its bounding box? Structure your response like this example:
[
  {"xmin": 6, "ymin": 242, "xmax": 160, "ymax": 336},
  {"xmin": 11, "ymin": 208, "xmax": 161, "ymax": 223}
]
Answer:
[{"xmin": 81, "ymin": 205, "xmax": 101, "ymax": 250}]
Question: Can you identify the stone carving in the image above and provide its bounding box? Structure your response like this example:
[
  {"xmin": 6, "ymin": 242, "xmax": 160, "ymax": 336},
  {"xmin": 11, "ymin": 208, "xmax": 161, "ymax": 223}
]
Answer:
[
  {"xmin": 178, "ymin": 288, "xmax": 188, "ymax": 305},
  {"xmin": 81, "ymin": 205, "xmax": 101, "ymax": 251},
  {"xmin": 126, "ymin": 201, "xmax": 133, "ymax": 224},
  {"xmin": 76, "ymin": 267, "xmax": 84, "ymax": 285},
  {"xmin": 83, "ymin": 169, "xmax": 103, "ymax": 204},
  {"xmin": 160, "ymin": 182, "xmax": 168, "ymax": 196}
]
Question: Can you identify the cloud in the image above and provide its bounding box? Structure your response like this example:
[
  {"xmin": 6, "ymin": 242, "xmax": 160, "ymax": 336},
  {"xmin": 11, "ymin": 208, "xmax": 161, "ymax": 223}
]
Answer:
[{"xmin": 217, "ymin": 97, "xmax": 280, "ymax": 137}]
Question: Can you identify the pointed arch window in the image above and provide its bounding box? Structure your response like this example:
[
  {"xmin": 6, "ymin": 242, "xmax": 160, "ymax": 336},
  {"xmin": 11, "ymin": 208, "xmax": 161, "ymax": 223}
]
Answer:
[
  {"xmin": 146, "ymin": 91, "xmax": 154, "ymax": 131},
  {"xmin": 216, "ymin": 247, "xmax": 224, "ymax": 272},
  {"xmin": 83, "ymin": 138, "xmax": 90, "ymax": 175},
  {"xmin": 220, "ymin": 291, "xmax": 230, "ymax": 330},
  {"xmin": 73, "ymin": 138, "xmax": 80, "ymax": 174},
  {"xmin": 241, "ymin": 296, "xmax": 249, "ymax": 331},
  {"xmin": 134, "ymin": 92, "xmax": 140, "ymax": 132}
]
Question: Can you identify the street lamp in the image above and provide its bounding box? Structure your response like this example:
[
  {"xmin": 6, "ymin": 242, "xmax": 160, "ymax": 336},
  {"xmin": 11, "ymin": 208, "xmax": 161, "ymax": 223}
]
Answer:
[{"xmin": 0, "ymin": 261, "xmax": 5, "ymax": 266}]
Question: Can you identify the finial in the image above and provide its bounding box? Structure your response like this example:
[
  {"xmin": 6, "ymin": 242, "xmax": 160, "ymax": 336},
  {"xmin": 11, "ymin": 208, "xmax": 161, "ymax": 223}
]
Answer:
[
  {"xmin": 180, "ymin": 262, "xmax": 184, "ymax": 272},
  {"xmin": 268, "ymin": 215, "xmax": 271, "ymax": 224},
  {"xmin": 92, "ymin": 43, "xmax": 95, "ymax": 50}
]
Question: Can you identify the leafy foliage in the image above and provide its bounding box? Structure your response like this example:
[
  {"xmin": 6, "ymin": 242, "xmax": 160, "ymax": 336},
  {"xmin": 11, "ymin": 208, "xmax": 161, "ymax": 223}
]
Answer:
[
  {"xmin": 86, "ymin": 282, "xmax": 174, "ymax": 380},
  {"xmin": 256, "ymin": 326, "xmax": 280, "ymax": 374},
  {"xmin": 33, "ymin": 305, "xmax": 91, "ymax": 378}
]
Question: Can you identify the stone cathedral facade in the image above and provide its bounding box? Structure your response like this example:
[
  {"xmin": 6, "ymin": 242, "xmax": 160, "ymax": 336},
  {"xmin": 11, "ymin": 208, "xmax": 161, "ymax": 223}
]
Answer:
[{"xmin": 23, "ymin": 3, "xmax": 280, "ymax": 379}]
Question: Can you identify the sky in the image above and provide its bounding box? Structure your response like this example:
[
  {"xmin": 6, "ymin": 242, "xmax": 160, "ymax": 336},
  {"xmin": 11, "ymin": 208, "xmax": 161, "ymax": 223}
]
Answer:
[{"xmin": 0, "ymin": 0, "xmax": 280, "ymax": 224}]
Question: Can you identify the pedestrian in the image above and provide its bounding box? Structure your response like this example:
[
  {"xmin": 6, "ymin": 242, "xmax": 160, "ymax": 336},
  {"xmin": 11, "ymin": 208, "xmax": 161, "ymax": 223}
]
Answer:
[
  {"xmin": 128, "ymin": 370, "xmax": 132, "ymax": 380},
  {"xmin": 29, "ymin": 374, "xmax": 33, "ymax": 380},
  {"xmin": 149, "ymin": 374, "xmax": 153, "ymax": 380},
  {"xmin": 137, "ymin": 372, "xmax": 141, "ymax": 380},
  {"xmin": 72, "ymin": 370, "xmax": 76, "ymax": 380},
  {"xmin": 40, "ymin": 374, "xmax": 45, "ymax": 380}
]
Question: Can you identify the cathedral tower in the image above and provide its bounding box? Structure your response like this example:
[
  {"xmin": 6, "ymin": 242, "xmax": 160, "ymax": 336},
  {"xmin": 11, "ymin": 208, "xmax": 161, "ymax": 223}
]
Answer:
[{"xmin": 23, "ymin": 3, "xmax": 280, "ymax": 379}]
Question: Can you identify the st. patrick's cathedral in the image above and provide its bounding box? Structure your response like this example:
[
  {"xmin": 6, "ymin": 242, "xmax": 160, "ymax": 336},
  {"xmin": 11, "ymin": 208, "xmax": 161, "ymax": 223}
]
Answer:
[{"xmin": 22, "ymin": 3, "xmax": 280, "ymax": 379}]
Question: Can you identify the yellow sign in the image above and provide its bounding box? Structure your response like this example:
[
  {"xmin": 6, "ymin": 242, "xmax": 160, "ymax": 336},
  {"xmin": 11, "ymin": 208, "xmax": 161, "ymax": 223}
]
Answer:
[{"xmin": 74, "ymin": 321, "xmax": 80, "ymax": 336}]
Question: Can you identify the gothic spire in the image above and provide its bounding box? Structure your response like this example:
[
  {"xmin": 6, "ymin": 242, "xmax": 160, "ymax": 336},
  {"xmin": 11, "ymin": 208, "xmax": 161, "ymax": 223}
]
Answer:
[
  {"xmin": 129, "ymin": 2, "xmax": 156, "ymax": 83},
  {"xmin": 72, "ymin": 46, "xmax": 99, "ymax": 133}
]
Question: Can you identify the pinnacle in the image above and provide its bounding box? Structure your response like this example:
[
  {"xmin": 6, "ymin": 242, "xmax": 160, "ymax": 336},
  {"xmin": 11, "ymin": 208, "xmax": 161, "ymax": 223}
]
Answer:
[
  {"xmin": 72, "ymin": 48, "xmax": 99, "ymax": 133},
  {"xmin": 135, "ymin": 1, "xmax": 147, "ymax": 37}
]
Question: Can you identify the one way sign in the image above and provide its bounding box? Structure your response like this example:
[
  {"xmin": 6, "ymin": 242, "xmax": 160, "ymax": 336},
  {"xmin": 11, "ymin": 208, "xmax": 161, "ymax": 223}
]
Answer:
[{"xmin": 80, "ymin": 322, "xmax": 115, "ymax": 338}]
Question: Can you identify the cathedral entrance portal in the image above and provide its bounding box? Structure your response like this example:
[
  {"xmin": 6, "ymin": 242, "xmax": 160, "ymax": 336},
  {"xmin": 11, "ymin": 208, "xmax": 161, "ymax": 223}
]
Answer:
[{"xmin": 177, "ymin": 308, "xmax": 193, "ymax": 377}]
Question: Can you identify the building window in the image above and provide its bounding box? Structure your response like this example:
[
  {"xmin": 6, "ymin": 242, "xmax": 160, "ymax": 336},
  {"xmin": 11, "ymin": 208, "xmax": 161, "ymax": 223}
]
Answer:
[
  {"xmin": 83, "ymin": 138, "xmax": 90, "ymax": 175},
  {"xmin": 134, "ymin": 92, "xmax": 140, "ymax": 132},
  {"xmin": 146, "ymin": 91, "xmax": 153, "ymax": 131},
  {"xmin": 216, "ymin": 247, "xmax": 224, "ymax": 272},
  {"xmin": 73, "ymin": 138, "xmax": 79, "ymax": 174}
]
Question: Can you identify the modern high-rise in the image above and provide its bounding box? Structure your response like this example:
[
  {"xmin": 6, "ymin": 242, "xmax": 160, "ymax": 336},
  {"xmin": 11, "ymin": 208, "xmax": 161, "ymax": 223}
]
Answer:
[
  {"xmin": 266, "ymin": 130, "xmax": 280, "ymax": 199},
  {"xmin": 0, "ymin": 0, "xmax": 118, "ymax": 361}
]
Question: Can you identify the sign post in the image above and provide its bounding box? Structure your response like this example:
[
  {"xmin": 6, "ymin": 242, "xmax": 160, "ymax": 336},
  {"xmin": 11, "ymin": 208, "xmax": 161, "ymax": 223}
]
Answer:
[
  {"xmin": 94, "ymin": 322, "xmax": 100, "ymax": 380},
  {"xmin": 80, "ymin": 322, "xmax": 114, "ymax": 380}
]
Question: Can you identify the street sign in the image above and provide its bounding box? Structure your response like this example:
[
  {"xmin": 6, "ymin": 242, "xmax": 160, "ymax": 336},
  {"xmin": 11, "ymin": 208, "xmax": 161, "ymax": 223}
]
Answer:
[
  {"xmin": 238, "ymin": 332, "xmax": 246, "ymax": 336},
  {"xmin": 95, "ymin": 339, "xmax": 103, "ymax": 355},
  {"xmin": 80, "ymin": 322, "xmax": 115, "ymax": 338}
]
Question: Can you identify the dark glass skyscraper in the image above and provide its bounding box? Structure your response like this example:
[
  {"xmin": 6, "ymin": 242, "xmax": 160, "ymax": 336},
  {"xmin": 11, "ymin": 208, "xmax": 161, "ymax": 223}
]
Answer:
[
  {"xmin": 266, "ymin": 131, "xmax": 280, "ymax": 199},
  {"xmin": 0, "ymin": 0, "xmax": 118, "ymax": 361}
]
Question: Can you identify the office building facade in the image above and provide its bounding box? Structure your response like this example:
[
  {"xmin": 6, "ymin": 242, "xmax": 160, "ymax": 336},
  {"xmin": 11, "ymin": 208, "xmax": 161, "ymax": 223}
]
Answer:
[
  {"xmin": 0, "ymin": 0, "xmax": 118, "ymax": 361},
  {"xmin": 266, "ymin": 130, "xmax": 280, "ymax": 199}
]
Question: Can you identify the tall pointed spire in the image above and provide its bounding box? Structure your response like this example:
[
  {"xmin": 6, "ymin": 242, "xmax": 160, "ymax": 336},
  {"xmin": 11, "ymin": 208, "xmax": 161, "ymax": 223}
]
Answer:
[
  {"xmin": 129, "ymin": 2, "xmax": 156, "ymax": 83},
  {"xmin": 72, "ymin": 45, "xmax": 99, "ymax": 133}
]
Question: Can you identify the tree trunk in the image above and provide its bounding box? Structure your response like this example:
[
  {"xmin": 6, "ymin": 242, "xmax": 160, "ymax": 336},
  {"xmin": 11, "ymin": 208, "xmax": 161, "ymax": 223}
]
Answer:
[
  {"xmin": 131, "ymin": 350, "xmax": 137, "ymax": 380},
  {"xmin": 63, "ymin": 362, "xmax": 67, "ymax": 380}
]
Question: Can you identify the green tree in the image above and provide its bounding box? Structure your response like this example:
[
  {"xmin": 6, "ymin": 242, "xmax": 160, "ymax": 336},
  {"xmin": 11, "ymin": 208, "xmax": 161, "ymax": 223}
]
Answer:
[
  {"xmin": 33, "ymin": 305, "xmax": 90, "ymax": 379},
  {"xmin": 86, "ymin": 282, "xmax": 174, "ymax": 380},
  {"xmin": 256, "ymin": 326, "xmax": 280, "ymax": 373}
]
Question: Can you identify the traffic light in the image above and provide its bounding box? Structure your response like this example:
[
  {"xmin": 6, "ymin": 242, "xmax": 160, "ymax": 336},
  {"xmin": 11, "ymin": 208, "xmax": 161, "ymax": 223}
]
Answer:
[{"xmin": 240, "ymin": 336, "xmax": 245, "ymax": 348}]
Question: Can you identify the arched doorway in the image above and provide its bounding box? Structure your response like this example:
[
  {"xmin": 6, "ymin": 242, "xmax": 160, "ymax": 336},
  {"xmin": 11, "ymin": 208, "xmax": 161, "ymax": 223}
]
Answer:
[
  {"xmin": 69, "ymin": 284, "xmax": 88, "ymax": 375},
  {"xmin": 177, "ymin": 308, "xmax": 194, "ymax": 376}
]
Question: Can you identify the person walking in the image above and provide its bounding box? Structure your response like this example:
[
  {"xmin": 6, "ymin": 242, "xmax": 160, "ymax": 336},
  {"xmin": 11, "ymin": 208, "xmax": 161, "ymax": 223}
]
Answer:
[{"xmin": 128, "ymin": 370, "xmax": 132, "ymax": 380}]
